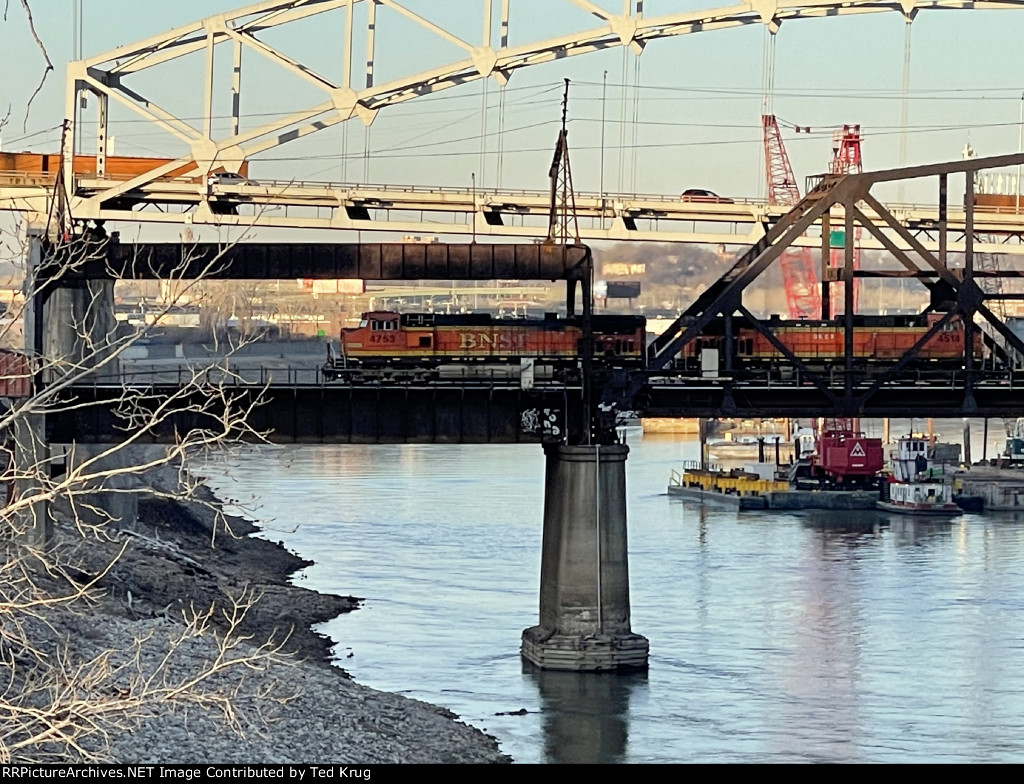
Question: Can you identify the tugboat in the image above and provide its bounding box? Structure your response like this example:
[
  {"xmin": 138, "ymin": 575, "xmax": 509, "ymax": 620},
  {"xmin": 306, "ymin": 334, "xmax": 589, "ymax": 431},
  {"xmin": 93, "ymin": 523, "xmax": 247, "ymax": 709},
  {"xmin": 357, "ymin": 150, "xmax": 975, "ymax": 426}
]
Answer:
[{"xmin": 877, "ymin": 435, "xmax": 962, "ymax": 515}]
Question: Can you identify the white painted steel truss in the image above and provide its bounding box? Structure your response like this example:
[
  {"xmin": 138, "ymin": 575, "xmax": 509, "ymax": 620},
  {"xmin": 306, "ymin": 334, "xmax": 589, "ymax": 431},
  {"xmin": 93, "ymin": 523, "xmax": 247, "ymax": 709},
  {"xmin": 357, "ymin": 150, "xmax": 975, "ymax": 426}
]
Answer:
[
  {"xmin": 61, "ymin": 0, "xmax": 1024, "ymax": 209},
  {"xmin": 0, "ymin": 0, "xmax": 1021, "ymax": 247}
]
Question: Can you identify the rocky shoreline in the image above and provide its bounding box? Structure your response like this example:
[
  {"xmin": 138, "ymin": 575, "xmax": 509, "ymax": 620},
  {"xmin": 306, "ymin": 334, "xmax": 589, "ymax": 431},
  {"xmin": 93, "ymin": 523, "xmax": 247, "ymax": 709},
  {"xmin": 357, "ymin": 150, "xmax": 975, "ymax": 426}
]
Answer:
[{"xmin": 17, "ymin": 459, "xmax": 511, "ymax": 764}]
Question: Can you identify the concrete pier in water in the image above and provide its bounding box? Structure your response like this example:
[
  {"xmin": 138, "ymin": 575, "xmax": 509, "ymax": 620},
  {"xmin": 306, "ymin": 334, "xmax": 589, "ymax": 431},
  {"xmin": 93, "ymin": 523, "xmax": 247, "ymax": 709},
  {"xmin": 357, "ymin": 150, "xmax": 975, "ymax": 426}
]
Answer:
[{"xmin": 522, "ymin": 444, "xmax": 649, "ymax": 672}]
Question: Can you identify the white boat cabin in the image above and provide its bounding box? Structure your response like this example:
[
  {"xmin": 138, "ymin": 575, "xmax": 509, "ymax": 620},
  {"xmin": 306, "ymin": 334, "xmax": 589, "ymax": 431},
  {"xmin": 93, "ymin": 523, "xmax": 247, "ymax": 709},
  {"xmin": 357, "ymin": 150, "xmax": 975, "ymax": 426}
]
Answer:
[
  {"xmin": 890, "ymin": 436, "xmax": 959, "ymax": 483},
  {"xmin": 883, "ymin": 436, "xmax": 961, "ymax": 512},
  {"xmin": 1005, "ymin": 418, "xmax": 1024, "ymax": 462}
]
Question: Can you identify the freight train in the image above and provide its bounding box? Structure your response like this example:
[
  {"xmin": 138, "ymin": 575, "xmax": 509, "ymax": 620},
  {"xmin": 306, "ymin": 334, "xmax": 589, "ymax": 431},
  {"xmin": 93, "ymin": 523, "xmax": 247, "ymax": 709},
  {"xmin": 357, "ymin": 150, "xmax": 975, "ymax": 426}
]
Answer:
[
  {"xmin": 675, "ymin": 312, "xmax": 981, "ymax": 378},
  {"xmin": 322, "ymin": 309, "xmax": 981, "ymax": 382},
  {"xmin": 322, "ymin": 310, "xmax": 646, "ymax": 382}
]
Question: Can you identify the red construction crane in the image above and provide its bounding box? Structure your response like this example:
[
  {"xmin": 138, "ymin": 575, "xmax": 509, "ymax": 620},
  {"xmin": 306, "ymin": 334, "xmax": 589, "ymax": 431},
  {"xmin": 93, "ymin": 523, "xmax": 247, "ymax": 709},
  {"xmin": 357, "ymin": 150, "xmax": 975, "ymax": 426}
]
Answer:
[
  {"xmin": 829, "ymin": 124, "xmax": 863, "ymax": 315},
  {"xmin": 762, "ymin": 114, "xmax": 821, "ymax": 320},
  {"xmin": 808, "ymin": 417, "xmax": 883, "ymax": 488}
]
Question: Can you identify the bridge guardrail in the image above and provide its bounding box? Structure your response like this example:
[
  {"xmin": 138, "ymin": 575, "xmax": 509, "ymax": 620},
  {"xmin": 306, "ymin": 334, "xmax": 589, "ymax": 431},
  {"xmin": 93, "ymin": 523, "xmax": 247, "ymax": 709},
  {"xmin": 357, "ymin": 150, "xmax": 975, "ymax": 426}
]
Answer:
[
  {"xmin": 62, "ymin": 173, "xmax": 777, "ymax": 207},
  {"xmin": 71, "ymin": 363, "xmax": 583, "ymax": 389},
  {"xmin": 47, "ymin": 173, "xmax": 1024, "ymax": 217},
  {"xmin": 0, "ymin": 170, "xmax": 56, "ymax": 187}
]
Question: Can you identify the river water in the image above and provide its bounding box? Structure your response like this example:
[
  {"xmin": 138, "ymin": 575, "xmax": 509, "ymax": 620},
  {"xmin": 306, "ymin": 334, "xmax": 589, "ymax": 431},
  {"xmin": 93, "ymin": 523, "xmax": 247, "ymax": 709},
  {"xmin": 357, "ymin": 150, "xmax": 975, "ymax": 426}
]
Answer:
[{"xmin": 200, "ymin": 429, "xmax": 1024, "ymax": 763}]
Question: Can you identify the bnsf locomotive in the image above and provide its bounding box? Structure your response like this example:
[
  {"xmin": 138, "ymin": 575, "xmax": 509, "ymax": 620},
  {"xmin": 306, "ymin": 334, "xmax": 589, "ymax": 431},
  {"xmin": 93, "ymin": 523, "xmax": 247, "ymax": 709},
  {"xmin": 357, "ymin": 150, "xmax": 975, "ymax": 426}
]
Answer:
[
  {"xmin": 676, "ymin": 312, "xmax": 981, "ymax": 375},
  {"xmin": 323, "ymin": 310, "xmax": 646, "ymax": 381}
]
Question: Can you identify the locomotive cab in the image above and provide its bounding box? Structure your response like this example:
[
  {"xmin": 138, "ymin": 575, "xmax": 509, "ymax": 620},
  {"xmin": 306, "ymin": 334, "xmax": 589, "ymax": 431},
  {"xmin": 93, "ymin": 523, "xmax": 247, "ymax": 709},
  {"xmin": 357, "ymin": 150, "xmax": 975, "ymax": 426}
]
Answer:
[
  {"xmin": 364, "ymin": 312, "xmax": 399, "ymax": 332},
  {"xmin": 335, "ymin": 311, "xmax": 402, "ymax": 369}
]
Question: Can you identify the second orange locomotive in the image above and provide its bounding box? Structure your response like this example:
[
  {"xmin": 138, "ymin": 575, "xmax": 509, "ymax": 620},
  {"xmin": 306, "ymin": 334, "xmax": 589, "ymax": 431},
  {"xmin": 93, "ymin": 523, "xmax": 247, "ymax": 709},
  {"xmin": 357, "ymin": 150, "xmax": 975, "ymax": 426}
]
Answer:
[{"xmin": 678, "ymin": 312, "xmax": 979, "ymax": 374}]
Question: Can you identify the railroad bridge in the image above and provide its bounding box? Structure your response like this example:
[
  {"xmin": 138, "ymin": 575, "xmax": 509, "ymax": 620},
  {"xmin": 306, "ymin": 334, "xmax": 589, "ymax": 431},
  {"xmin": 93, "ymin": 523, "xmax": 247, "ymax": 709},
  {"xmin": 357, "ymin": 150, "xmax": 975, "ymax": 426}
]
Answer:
[
  {"xmin": 7, "ymin": 0, "xmax": 1024, "ymax": 674},
  {"xmin": 12, "ymin": 152, "xmax": 1024, "ymax": 677},
  {"xmin": 34, "ymin": 153, "xmax": 1024, "ymax": 445}
]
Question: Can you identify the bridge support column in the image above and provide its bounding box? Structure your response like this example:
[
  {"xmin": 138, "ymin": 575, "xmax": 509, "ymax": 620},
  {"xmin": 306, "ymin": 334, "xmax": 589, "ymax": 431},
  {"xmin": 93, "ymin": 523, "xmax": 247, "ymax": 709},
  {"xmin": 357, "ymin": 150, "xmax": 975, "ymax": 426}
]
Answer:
[
  {"xmin": 522, "ymin": 444, "xmax": 648, "ymax": 672},
  {"xmin": 45, "ymin": 280, "xmax": 138, "ymax": 529}
]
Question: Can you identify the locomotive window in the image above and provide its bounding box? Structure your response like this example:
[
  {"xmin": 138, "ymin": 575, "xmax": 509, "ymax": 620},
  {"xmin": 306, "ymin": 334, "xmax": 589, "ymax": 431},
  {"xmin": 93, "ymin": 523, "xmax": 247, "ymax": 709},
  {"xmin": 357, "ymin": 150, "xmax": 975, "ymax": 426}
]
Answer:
[{"xmin": 418, "ymin": 336, "xmax": 432, "ymax": 348}]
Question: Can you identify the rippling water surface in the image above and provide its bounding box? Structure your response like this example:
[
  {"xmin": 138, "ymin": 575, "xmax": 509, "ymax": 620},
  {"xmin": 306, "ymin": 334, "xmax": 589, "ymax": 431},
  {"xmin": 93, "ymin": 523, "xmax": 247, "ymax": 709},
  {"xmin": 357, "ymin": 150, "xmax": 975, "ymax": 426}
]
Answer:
[{"xmin": 201, "ymin": 434, "xmax": 1024, "ymax": 763}]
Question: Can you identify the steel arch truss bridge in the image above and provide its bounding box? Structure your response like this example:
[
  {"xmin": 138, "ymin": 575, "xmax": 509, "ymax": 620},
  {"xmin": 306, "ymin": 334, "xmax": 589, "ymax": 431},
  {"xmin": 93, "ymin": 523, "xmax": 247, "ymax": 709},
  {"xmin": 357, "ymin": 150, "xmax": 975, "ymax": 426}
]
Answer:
[{"xmin": 52, "ymin": 0, "xmax": 1024, "ymax": 234}]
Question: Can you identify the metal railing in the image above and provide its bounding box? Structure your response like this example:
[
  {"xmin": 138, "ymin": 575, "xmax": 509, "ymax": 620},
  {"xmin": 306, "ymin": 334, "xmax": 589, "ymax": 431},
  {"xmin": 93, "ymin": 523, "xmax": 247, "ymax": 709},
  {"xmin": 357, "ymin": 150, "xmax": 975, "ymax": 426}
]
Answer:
[
  {"xmin": 71, "ymin": 363, "xmax": 580, "ymax": 389},
  {"xmin": 4, "ymin": 168, "xmax": 1023, "ymax": 219},
  {"xmin": 0, "ymin": 170, "xmax": 56, "ymax": 187}
]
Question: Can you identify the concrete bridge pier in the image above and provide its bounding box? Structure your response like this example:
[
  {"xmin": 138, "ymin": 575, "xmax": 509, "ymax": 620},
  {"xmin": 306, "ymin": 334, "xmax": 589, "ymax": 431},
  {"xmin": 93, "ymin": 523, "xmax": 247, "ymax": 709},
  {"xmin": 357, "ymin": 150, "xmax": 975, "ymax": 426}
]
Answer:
[
  {"xmin": 44, "ymin": 274, "xmax": 138, "ymax": 530},
  {"xmin": 522, "ymin": 444, "xmax": 649, "ymax": 672}
]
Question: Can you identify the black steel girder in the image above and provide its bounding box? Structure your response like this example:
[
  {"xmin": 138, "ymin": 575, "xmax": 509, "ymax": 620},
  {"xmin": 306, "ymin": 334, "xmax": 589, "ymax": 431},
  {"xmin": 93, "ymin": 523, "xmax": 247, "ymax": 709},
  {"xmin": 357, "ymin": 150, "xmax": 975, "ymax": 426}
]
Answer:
[
  {"xmin": 45, "ymin": 238, "xmax": 592, "ymax": 282},
  {"xmin": 51, "ymin": 383, "xmax": 578, "ymax": 444}
]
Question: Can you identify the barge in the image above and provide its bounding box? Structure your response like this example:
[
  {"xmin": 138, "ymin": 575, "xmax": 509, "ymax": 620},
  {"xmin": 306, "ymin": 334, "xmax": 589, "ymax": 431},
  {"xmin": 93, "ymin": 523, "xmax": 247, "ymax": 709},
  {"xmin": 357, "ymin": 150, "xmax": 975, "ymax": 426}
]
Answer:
[{"xmin": 668, "ymin": 464, "xmax": 878, "ymax": 511}]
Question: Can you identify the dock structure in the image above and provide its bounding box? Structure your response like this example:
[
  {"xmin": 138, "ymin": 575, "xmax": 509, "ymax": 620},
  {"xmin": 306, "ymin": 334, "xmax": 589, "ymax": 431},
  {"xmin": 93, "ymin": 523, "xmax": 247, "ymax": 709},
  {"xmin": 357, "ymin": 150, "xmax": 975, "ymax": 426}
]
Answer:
[
  {"xmin": 668, "ymin": 466, "xmax": 878, "ymax": 511},
  {"xmin": 955, "ymin": 466, "xmax": 1024, "ymax": 511}
]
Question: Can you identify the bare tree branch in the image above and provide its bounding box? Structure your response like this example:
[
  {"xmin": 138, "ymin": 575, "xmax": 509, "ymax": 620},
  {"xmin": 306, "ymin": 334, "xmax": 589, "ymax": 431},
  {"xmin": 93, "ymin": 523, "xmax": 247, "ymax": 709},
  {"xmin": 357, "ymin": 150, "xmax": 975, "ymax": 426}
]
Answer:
[
  {"xmin": 0, "ymin": 223, "xmax": 299, "ymax": 762},
  {"xmin": 16, "ymin": 0, "xmax": 54, "ymax": 131}
]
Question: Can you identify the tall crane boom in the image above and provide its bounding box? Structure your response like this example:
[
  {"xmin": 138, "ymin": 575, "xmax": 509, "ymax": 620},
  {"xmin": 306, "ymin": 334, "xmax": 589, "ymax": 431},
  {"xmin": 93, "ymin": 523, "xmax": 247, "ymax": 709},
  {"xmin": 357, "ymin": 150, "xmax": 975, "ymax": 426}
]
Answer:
[
  {"xmin": 763, "ymin": 115, "xmax": 801, "ymax": 206},
  {"xmin": 762, "ymin": 115, "xmax": 821, "ymax": 320},
  {"xmin": 829, "ymin": 124, "xmax": 863, "ymax": 315}
]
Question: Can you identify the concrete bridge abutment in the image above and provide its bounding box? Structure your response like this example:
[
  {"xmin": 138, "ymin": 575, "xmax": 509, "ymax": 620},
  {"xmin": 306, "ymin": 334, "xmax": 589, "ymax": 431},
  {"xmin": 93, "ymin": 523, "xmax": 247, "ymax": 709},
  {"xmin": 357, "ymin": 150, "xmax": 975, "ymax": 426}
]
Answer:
[{"xmin": 522, "ymin": 443, "xmax": 649, "ymax": 672}]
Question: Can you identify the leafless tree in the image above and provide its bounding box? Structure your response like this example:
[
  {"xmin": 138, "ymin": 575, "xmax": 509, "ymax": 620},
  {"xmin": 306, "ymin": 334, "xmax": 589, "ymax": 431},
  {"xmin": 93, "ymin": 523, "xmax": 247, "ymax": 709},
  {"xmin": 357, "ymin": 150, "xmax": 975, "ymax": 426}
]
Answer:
[
  {"xmin": 193, "ymin": 279, "xmax": 279, "ymax": 341},
  {"xmin": 0, "ymin": 7, "xmax": 313, "ymax": 763},
  {"xmin": 0, "ymin": 221, "xmax": 301, "ymax": 763}
]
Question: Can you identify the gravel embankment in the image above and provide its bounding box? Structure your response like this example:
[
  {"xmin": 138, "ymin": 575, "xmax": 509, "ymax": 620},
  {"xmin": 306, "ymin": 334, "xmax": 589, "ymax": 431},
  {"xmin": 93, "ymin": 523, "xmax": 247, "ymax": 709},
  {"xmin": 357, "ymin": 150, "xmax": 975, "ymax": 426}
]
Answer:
[{"xmin": 14, "ymin": 458, "xmax": 510, "ymax": 764}]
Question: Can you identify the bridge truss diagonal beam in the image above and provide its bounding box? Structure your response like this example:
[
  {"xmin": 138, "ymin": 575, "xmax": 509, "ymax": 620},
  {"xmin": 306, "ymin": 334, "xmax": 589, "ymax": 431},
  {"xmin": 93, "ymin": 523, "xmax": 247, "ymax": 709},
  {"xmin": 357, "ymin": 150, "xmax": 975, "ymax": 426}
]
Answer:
[
  {"xmin": 62, "ymin": 0, "xmax": 1024, "ymax": 222},
  {"xmin": 600, "ymin": 152, "xmax": 1024, "ymax": 431}
]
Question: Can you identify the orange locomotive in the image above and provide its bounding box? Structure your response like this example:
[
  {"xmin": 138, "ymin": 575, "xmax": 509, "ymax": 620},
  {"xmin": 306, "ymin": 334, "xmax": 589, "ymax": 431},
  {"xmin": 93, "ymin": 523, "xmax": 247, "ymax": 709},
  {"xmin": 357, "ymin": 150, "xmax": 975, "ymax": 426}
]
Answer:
[
  {"xmin": 324, "ymin": 311, "xmax": 646, "ymax": 380},
  {"xmin": 680, "ymin": 312, "xmax": 980, "ymax": 374}
]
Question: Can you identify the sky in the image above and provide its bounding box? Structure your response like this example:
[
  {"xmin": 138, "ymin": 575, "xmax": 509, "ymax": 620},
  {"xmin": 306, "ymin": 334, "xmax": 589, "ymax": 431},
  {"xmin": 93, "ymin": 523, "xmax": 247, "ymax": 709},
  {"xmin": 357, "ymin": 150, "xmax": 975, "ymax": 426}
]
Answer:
[{"xmin": 3, "ymin": 1, "xmax": 1024, "ymax": 209}]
